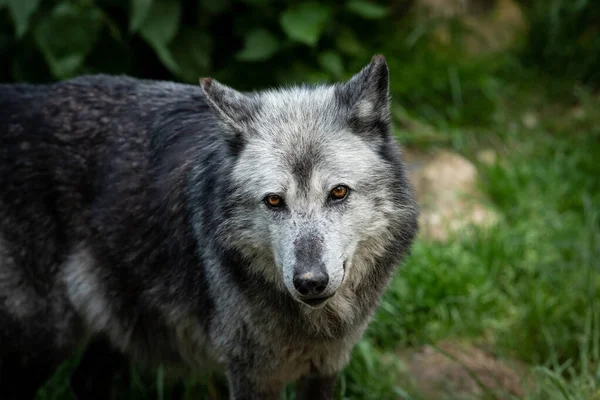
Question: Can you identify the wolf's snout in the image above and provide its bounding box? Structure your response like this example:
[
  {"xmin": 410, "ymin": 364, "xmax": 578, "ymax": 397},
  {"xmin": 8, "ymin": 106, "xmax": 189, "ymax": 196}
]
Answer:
[{"xmin": 293, "ymin": 271, "xmax": 329, "ymax": 297}]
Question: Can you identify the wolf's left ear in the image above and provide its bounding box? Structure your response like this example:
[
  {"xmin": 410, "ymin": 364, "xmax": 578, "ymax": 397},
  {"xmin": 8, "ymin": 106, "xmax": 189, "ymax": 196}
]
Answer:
[
  {"xmin": 200, "ymin": 78, "xmax": 259, "ymax": 135},
  {"xmin": 337, "ymin": 55, "xmax": 391, "ymax": 137}
]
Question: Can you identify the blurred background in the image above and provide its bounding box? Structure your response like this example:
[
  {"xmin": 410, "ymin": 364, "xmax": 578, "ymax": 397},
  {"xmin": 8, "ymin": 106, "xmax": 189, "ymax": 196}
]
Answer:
[{"xmin": 1, "ymin": 0, "xmax": 599, "ymax": 399}]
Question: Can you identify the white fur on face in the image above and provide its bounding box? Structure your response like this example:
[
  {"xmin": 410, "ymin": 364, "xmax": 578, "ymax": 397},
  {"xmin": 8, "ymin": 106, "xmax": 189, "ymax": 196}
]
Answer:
[{"xmin": 227, "ymin": 87, "xmax": 399, "ymax": 303}]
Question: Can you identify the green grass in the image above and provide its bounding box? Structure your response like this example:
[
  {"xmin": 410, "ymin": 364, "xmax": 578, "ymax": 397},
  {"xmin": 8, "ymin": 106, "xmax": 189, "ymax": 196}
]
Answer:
[
  {"xmin": 36, "ymin": 70, "xmax": 600, "ymax": 400},
  {"xmin": 348, "ymin": 84, "xmax": 600, "ymax": 399}
]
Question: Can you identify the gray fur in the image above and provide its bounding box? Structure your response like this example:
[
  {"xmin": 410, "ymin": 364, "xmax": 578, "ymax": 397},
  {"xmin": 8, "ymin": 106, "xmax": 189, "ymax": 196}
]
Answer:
[{"xmin": 0, "ymin": 55, "xmax": 418, "ymax": 399}]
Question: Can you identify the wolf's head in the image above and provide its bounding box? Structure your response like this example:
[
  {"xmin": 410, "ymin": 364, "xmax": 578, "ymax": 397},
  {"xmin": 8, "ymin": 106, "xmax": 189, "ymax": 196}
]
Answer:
[{"xmin": 200, "ymin": 55, "xmax": 417, "ymax": 309}]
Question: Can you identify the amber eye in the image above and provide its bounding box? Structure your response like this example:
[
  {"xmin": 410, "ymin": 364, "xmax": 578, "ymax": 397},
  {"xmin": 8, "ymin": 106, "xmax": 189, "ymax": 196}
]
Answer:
[
  {"xmin": 264, "ymin": 194, "xmax": 284, "ymax": 208},
  {"xmin": 330, "ymin": 185, "xmax": 349, "ymax": 201}
]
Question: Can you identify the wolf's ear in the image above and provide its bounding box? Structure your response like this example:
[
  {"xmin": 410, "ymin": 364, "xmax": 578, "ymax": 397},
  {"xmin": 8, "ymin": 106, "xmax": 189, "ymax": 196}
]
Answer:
[
  {"xmin": 338, "ymin": 55, "xmax": 391, "ymax": 137},
  {"xmin": 200, "ymin": 78, "xmax": 259, "ymax": 134}
]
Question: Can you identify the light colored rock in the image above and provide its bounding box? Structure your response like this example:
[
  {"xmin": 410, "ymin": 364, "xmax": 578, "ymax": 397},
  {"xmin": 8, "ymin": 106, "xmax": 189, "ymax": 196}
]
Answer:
[
  {"xmin": 476, "ymin": 149, "xmax": 497, "ymax": 166},
  {"xmin": 404, "ymin": 149, "xmax": 500, "ymax": 242}
]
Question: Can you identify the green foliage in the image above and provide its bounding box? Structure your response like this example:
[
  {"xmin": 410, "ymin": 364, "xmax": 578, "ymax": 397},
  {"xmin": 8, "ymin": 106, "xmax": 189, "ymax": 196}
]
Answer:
[
  {"xmin": 345, "ymin": 1, "xmax": 389, "ymax": 20},
  {"xmin": 129, "ymin": 0, "xmax": 152, "ymax": 33},
  {"xmin": 0, "ymin": 0, "xmax": 506, "ymax": 126},
  {"xmin": 138, "ymin": 0, "xmax": 182, "ymax": 75},
  {"xmin": 520, "ymin": 0, "xmax": 600, "ymax": 86},
  {"xmin": 1, "ymin": 0, "xmax": 599, "ymax": 124},
  {"xmin": 0, "ymin": 0, "xmax": 387, "ymax": 84},
  {"xmin": 279, "ymin": 3, "xmax": 331, "ymax": 47},
  {"xmin": 6, "ymin": 0, "xmax": 41, "ymax": 38},
  {"xmin": 33, "ymin": 2, "xmax": 104, "ymax": 79},
  {"xmin": 236, "ymin": 28, "xmax": 279, "ymax": 62}
]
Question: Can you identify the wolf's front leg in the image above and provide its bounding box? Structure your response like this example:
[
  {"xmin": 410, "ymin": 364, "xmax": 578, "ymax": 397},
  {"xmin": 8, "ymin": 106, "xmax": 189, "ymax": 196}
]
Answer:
[
  {"xmin": 226, "ymin": 369, "xmax": 283, "ymax": 400},
  {"xmin": 296, "ymin": 374, "xmax": 338, "ymax": 400}
]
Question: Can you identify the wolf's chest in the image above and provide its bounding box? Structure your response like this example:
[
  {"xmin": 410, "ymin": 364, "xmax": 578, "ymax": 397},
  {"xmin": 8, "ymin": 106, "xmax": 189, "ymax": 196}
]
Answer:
[{"xmin": 270, "ymin": 340, "xmax": 355, "ymax": 384}]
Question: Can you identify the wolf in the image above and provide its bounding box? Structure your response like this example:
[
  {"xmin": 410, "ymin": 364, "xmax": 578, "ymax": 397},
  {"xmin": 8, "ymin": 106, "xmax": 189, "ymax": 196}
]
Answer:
[{"xmin": 0, "ymin": 55, "xmax": 418, "ymax": 399}]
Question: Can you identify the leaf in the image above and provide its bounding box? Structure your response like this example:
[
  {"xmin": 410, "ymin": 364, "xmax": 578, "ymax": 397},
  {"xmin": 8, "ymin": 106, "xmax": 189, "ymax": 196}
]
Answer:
[
  {"xmin": 151, "ymin": 42, "xmax": 180, "ymax": 75},
  {"xmin": 241, "ymin": 0, "xmax": 270, "ymax": 5},
  {"xmin": 139, "ymin": 0, "xmax": 181, "ymax": 74},
  {"xmin": 34, "ymin": 3, "xmax": 104, "ymax": 79},
  {"xmin": 139, "ymin": 0, "xmax": 181, "ymax": 47},
  {"xmin": 318, "ymin": 51, "xmax": 345, "ymax": 78},
  {"xmin": 236, "ymin": 29, "xmax": 279, "ymax": 62},
  {"xmin": 346, "ymin": 1, "xmax": 389, "ymax": 20},
  {"xmin": 129, "ymin": 0, "xmax": 153, "ymax": 33},
  {"xmin": 198, "ymin": 0, "xmax": 230, "ymax": 14},
  {"xmin": 280, "ymin": 3, "xmax": 331, "ymax": 47},
  {"xmin": 335, "ymin": 28, "xmax": 366, "ymax": 56},
  {"xmin": 7, "ymin": 0, "xmax": 41, "ymax": 38},
  {"xmin": 168, "ymin": 26, "xmax": 212, "ymax": 82},
  {"xmin": 85, "ymin": 33, "xmax": 131, "ymax": 75}
]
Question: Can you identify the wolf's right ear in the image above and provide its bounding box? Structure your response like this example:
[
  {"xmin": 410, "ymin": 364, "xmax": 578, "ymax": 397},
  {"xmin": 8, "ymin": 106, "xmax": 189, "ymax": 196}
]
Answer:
[{"xmin": 200, "ymin": 78, "xmax": 259, "ymax": 134}]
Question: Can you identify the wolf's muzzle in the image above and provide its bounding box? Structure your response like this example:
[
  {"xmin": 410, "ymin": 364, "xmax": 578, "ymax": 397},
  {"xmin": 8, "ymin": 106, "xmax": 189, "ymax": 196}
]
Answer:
[{"xmin": 293, "ymin": 270, "xmax": 329, "ymax": 298}]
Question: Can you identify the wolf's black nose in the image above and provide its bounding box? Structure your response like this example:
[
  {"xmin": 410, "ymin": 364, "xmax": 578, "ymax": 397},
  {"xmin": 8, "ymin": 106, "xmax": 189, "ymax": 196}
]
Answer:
[{"xmin": 293, "ymin": 271, "xmax": 329, "ymax": 297}]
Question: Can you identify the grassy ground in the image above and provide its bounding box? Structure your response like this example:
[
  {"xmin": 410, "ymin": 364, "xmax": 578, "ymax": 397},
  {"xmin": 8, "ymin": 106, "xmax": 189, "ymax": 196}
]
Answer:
[
  {"xmin": 348, "ymin": 79, "xmax": 600, "ymax": 399},
  {"xmin": 36, "ymin": 71, "xmax": 600, "ymax": 399}
]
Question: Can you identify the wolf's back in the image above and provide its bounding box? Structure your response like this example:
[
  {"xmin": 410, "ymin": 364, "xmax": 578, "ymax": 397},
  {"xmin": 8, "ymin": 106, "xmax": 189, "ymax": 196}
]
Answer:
[
  {"xmin": 0, "ymin": 76, "xmax": 148, "ymax": 253},
  {"xmin": 0, "ymin": 75, "xmax": 214, "ymax": 306},
  {"xmin": 0, "ymin": 74, "xmax": 211, "ymax": 207},
  {"xmin": 0, "ymin": 76, "xmax": 220, "ymax": 396}
]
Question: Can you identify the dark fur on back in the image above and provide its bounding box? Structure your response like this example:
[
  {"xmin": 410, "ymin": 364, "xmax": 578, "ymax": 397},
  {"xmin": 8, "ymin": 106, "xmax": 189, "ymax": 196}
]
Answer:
[
  {"xmin": 0, "ymin": 57, "xmax": 418, "ymax": 399},
  {"xmin": 0, "ymin": 76, "xmax": 219, "ymax": 394}
]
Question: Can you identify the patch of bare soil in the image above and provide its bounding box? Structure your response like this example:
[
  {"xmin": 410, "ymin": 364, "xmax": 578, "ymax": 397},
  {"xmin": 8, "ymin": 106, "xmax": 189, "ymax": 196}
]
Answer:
[{"xmin": 401, "ymin": 340, "xmax": 529, "ymax": 399}]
